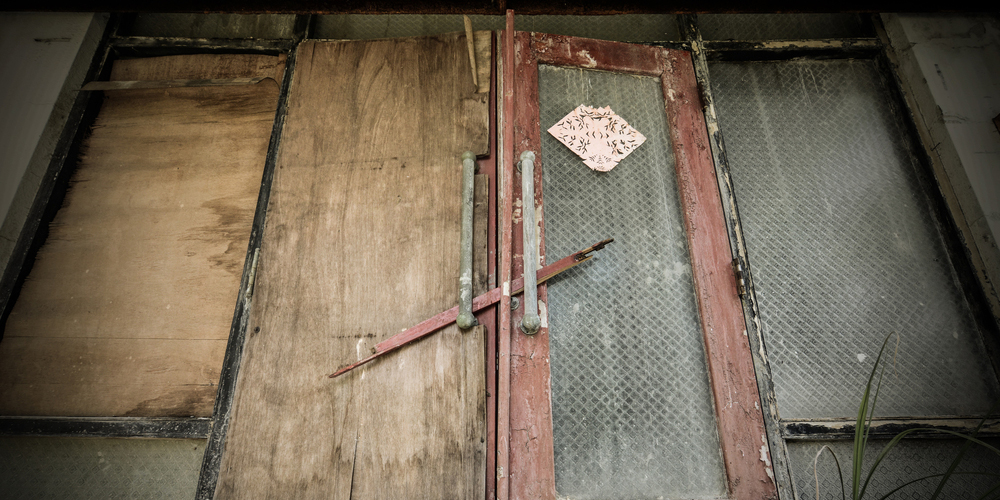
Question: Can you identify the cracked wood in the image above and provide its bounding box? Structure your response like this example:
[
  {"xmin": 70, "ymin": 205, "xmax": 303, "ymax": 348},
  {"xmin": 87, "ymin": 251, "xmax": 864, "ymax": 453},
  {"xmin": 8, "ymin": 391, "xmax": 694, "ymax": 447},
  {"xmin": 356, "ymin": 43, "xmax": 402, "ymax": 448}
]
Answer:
[{"xmin": 214, "ymin": 34, "xmax": 489, "ymax": 499}]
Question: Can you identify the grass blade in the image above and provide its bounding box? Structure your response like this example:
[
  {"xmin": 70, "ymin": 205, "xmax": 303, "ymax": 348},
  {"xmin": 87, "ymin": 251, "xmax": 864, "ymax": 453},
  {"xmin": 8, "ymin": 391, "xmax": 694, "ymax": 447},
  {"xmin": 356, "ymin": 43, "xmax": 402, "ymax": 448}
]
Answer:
[
  {"xmin": 814, "ymin": 445, "xmax": 847, "ymax": 500},
  {"xmin": 855, "ymin": 333, "xmax": 895, "ymax": 499}
]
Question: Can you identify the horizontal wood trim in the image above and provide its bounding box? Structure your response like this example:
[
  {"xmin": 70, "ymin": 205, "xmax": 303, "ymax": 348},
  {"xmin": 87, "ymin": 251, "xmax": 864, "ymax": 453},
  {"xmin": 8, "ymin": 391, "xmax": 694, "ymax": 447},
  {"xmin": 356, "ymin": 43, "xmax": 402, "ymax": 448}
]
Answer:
[
  {"xmin": 782, "ymin": 417, "xmax": 1000, "ymax": 440},
  {"xmin": 110, "ymin": 36, "xmax": 295, "ymax": 55},
  {"xmin": 701, "ymin": 38, "xmax": 881, "ymax": 60},
  {"xmin": 531, "ymin": 32, "xmax": 662, "ymax": 75},
  {"xmin": 108, "ymin": 52, "xmax": 287, "ymax": 81},
  {"xmin": 0, "ymin": 416, "xmax": 211, "ymax": 438},
  {"xmin": 703, "ymin": 38, "xmax": 879, "ymax": 51},
  {"xmin": 83, "ymin": 78, "xmax": 268, "ymax": 90}
]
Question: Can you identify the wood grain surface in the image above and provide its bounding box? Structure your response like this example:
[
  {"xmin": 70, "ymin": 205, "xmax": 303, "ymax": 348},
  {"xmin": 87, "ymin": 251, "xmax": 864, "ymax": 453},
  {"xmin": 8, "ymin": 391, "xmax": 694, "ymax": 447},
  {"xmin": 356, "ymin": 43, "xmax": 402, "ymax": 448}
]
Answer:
[
  {"xmin": 0, "ymin": 55, "xmax": 281, "ymax": 417},
  {"xmin": 215, "ymin": 34, "xmax": 488, "ymax": 498},
  {"xmin": 110, "ymin": 53, "xmax": 286, "ymax": 82}
]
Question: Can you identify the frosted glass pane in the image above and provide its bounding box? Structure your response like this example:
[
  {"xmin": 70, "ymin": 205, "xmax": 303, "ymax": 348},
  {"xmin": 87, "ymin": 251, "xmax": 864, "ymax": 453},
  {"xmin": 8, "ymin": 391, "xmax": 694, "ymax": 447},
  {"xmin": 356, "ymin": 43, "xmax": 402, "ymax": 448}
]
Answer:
[
  {"xmin": 700, "ymin": 13, "xmax": 873, "ymax": 40},
  {"xmin": 0, "ymin": 436, "xmax": 205, "ymax": 499},
  {"xmin": 541, "ymin": 64, "xmax": 726, "ymax": 499},
  {"xmin": 710, "ymin": 59, "xmax": 999, "ymax": 418},
  {"xmin": 789, "ymin": 439, "xmax": 1000, "ymax": 500}
]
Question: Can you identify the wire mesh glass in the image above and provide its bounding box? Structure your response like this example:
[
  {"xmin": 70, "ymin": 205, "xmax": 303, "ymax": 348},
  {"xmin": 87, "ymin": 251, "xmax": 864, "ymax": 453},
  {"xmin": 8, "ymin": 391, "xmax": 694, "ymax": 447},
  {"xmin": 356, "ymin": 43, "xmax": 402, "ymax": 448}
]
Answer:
[
  {"xmin": 788, "ymin": 439, "xmax": 1000, "ymax": 500},
  {"xmin": 699, "ymin": 14, "xmax": 874, "ymax": 40},
  {"xmin": 121, "ymin": 13, "xmax": 297, "ymax": 39},
  {"xmin": 0, "ymin": 436, "xmax": 206, "ymax": 499},
  {"xmin": 709, "ymin": 59, "xmax": 1000, "ymax": 419},
  {"xmin": 311, "ymin": 14, "xmax": 679, "ymax": 42},
  {"xmin": 540, "ymin": 64, "xmax": 726, "ymax": 499}
]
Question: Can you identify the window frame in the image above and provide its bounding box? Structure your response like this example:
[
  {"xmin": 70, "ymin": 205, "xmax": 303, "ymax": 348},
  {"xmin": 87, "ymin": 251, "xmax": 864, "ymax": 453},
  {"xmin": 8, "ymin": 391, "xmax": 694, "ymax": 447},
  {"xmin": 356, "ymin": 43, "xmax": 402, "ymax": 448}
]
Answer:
[
  {"xmin": 681, "ymin": 12, "xmax": 1000, "ymax": 500},
  {"xmin": 497, "ymin": 27, "xmax": 776, "ymax": 500}
]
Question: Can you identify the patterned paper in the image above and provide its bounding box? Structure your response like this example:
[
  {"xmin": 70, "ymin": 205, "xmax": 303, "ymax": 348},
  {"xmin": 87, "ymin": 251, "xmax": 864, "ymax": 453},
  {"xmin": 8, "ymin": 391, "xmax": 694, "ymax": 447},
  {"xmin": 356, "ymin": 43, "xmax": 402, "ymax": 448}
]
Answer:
[{"xmin": 547, "ymin": 105, "xmax": 646, "ymax": 172}]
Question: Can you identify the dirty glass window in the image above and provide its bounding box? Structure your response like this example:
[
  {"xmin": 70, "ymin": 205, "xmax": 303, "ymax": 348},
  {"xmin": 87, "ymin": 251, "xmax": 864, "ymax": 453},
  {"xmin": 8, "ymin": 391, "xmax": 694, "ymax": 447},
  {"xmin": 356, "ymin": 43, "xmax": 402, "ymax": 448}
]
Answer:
[
  {"xmin": 540, "ymin": 64, "xmax": 726, "ymax": 499},
  {"xmin": 710, "ymin": 58, "xmax": 1000, "ymax": 498}
]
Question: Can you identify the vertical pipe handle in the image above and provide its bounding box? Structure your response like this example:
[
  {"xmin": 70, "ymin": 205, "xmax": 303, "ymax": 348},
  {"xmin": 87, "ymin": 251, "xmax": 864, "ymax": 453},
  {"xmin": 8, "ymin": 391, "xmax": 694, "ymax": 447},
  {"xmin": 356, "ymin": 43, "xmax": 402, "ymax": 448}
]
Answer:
[
  {"xmin": 457, "ymin": 151, "xmax": 478, "ymax": 329},
  {"xmin": 519, "ymin": 151, "xmax": 541, "ymax": 335}
]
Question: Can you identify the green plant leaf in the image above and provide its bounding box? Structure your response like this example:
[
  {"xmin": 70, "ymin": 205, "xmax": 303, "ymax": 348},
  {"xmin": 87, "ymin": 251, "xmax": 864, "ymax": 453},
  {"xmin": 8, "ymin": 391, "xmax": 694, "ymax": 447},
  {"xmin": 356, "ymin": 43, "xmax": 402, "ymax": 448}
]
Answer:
[
  {"xmin": 872, "ymin": 472, "xmax": 1000, "ymax": 500},
  {"xmin": 854, "ymin": 333, "xmax": 895, "ymax": 500},
  {"xmin": 813, "ymin": 444, "xmax": 846, "ymax": 500}
]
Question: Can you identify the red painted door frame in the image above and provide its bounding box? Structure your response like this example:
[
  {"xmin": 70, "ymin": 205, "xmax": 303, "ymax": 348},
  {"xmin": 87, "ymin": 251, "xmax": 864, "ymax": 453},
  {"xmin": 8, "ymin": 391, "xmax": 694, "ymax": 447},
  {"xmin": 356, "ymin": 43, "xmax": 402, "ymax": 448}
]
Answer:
[{"xmin": 497, "ymin": 29, "xmax": 778, "ymax": 500}]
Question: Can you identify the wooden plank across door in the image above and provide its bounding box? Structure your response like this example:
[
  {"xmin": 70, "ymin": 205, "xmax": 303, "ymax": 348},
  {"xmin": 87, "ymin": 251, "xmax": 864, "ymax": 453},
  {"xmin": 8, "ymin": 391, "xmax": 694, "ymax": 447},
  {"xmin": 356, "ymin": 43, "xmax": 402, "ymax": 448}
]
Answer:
[
  {"xmin": 215, "ymin": 33, "xmax": 490, "ymax": 498},
  {"xmin": 0, "ymin": 54, "xmax": 282, "ymax": 417}
]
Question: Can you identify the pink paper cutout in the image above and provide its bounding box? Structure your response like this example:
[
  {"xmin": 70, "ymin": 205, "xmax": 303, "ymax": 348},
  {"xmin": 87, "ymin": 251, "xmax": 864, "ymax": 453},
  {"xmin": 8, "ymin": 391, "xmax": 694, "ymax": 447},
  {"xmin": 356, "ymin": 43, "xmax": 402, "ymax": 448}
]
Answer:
[{"xmin": 547, "ymin": 105, "xmax": 646, "ymax": 172}]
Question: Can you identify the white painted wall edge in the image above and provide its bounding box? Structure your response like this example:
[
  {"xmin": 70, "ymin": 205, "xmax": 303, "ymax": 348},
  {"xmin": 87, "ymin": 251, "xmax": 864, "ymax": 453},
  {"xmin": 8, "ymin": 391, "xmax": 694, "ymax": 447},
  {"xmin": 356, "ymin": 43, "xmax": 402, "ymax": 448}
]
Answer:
[
  {"xmin": 881, "ymin": 13, "xmax": 1000, "ymax": 322},
  {"xmin": 0, "ymin": 13, "xmax": 109, "ymax": 272}
]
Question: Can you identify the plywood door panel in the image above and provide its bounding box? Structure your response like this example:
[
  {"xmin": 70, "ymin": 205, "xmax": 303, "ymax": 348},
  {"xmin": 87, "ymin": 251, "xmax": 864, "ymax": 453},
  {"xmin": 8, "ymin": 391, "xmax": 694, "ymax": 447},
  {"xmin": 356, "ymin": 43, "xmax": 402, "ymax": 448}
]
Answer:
[
  {"xmin": 0, "ymin": 337, "xmax": 224, "ymax": 417},
  {"xmin": 215, "ymin": 33, "xmax": 488, "ymax": 499},
  {"xmin": 0, "ymin": 55, "xmax": 281, "ymax": 417}
]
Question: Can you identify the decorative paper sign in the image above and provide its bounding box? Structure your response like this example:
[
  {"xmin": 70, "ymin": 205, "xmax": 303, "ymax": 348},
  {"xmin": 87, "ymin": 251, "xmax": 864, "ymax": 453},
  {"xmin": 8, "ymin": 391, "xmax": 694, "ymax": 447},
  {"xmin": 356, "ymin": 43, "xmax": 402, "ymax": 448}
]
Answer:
[{"xmin": 547, "ymin": 105, "xmax": 646, "ymax": 172}]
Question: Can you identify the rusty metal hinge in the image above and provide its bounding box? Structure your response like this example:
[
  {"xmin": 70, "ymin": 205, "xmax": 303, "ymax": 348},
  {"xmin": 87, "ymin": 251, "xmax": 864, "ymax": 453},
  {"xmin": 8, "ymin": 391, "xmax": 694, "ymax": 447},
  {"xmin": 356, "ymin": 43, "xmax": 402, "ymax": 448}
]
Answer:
[{"xmin": 732, "ymin": 258, "xmax": 747, "ymax": 299}]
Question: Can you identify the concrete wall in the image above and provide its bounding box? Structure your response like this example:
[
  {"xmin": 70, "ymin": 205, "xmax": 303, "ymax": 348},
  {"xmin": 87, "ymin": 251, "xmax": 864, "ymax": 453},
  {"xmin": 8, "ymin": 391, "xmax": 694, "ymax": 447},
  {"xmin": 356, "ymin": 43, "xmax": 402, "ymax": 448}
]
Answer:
[
  {"xmin": 0, "ymin": 13, "xmax": 105, "ymax": 270},
  {"xmin": 883, "ymin": 13, "xmax": 1000, "ymax": 317}
]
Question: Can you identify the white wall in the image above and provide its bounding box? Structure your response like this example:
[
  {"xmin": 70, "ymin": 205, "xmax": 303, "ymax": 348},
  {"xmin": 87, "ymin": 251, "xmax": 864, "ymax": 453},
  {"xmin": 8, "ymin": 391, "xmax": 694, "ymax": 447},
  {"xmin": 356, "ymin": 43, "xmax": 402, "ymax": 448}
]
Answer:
[
  {"xmin": 883, "ymin": 14, "xmax": 1000, "ymax": 316},
  {"xmin": 0, "ymin": 13, "xmax": 102, "ymax": 269},
  {"xmin": 899, "ymin": 15, "xmax": 1000, "ymax": 244}
]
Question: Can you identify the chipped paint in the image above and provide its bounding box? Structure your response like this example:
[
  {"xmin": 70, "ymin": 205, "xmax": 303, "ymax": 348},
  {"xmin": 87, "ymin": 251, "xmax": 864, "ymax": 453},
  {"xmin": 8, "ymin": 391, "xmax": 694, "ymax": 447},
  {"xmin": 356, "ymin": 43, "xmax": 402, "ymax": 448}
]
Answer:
[
  {"xmin": 575, "ymin": 49, "xmax": 597, "ymax": 68},
  {"xmin": 503, "ymin": 281, "xmax": 510, "ymax": 296},
  {"xmin": 759, "ymin": 434, "xmax": 774, "ymax": 482},
  {"xmin": 538, "ymin": 300, "xmax": 548, "ymax": 328},
  {"xmin": 756, "ymin": 39, "xmax": 878, "ymax": 50},
  {"xmin": 686, "ymin": 18, "xmax": 788, "ymax": 496}
]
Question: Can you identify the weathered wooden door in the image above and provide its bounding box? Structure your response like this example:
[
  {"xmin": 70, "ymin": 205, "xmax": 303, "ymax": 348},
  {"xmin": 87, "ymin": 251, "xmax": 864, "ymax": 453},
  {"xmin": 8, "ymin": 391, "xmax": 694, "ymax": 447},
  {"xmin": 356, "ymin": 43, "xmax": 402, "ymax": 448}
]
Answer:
[
  {"xmin": 214, "ymin": 33, "xmax": 491, "ymax": 498},
  {"xmin": 500, "ymin": 32, "xmax": 777, "ymax": 500}
]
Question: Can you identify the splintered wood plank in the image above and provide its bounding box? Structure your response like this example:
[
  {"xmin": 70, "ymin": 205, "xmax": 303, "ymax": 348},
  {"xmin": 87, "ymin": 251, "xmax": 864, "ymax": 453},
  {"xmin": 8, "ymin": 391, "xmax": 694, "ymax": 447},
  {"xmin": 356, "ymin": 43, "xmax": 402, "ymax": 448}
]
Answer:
[
  {"xmin": 216, "ymin": 34, "xmax": 488, "ymax": 499},
  {"xmin": 110, "ymin": 53, "xmax": 286, "ymax": 82},
  {"xmin": 0, "ymin": 60, "xmax": 280, "ymax": 417}
]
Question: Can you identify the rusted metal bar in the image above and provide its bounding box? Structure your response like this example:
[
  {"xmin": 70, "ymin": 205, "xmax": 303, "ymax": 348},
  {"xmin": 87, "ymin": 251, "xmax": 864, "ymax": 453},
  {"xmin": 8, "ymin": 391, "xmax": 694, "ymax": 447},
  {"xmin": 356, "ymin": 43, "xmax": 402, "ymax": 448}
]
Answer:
[
  {"xmin": 327, "ymin": 239, "xmax": 611, "ymax": 379},
  {"xmin": 518, "ymin": 150, "xmax": 540, "ymax": 335}
]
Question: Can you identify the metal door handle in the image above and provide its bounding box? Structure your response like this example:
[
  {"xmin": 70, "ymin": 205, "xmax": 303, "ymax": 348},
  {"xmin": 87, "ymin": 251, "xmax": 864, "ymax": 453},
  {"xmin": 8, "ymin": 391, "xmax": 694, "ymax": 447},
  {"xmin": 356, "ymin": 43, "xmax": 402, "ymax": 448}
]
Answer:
[
  {"xmin": 519, "ymin": 151, "xmax": 541, "ymax": 335},
  {"xmin": 457, "ymin": 151, "xmax": 478, "ymax": 329}
]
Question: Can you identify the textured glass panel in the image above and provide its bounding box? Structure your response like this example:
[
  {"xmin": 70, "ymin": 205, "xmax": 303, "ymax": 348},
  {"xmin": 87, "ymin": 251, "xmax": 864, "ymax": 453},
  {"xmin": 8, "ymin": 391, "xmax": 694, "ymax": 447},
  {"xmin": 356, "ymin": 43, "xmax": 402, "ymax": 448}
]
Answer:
[
  {"xmin": 312, "ymin": 14, "xmax": 679, "ymax": 41},
  {"xmin": 700, "ymin": 14, "xmax": 873, "ymax": 40},
  {"xmin": 541, "ymin": 65, "xmax": 726, "ymax": 499},
  {"xmin": 123, "ymin": 14, "xmax": 297, "ymax": 39},
  {"xmin": 709, "ymin": 60, "xmax": 1000, "ymax": 418},
  {"xmin": 789, "ymin": 439, "xmax": 1000, "ymax": 500},
  {"xmin": 0, "ymin": 436, "xmax": 205, "ymax": 499}
]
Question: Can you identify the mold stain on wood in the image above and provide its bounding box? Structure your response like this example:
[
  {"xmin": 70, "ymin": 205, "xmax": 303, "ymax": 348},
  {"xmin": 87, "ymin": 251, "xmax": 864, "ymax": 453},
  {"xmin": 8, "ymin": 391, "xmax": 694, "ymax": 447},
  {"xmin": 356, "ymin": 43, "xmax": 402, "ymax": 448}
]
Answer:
[{"xmin": 0, "ymin": 54, "xmax": 281, "ymax": 418}]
